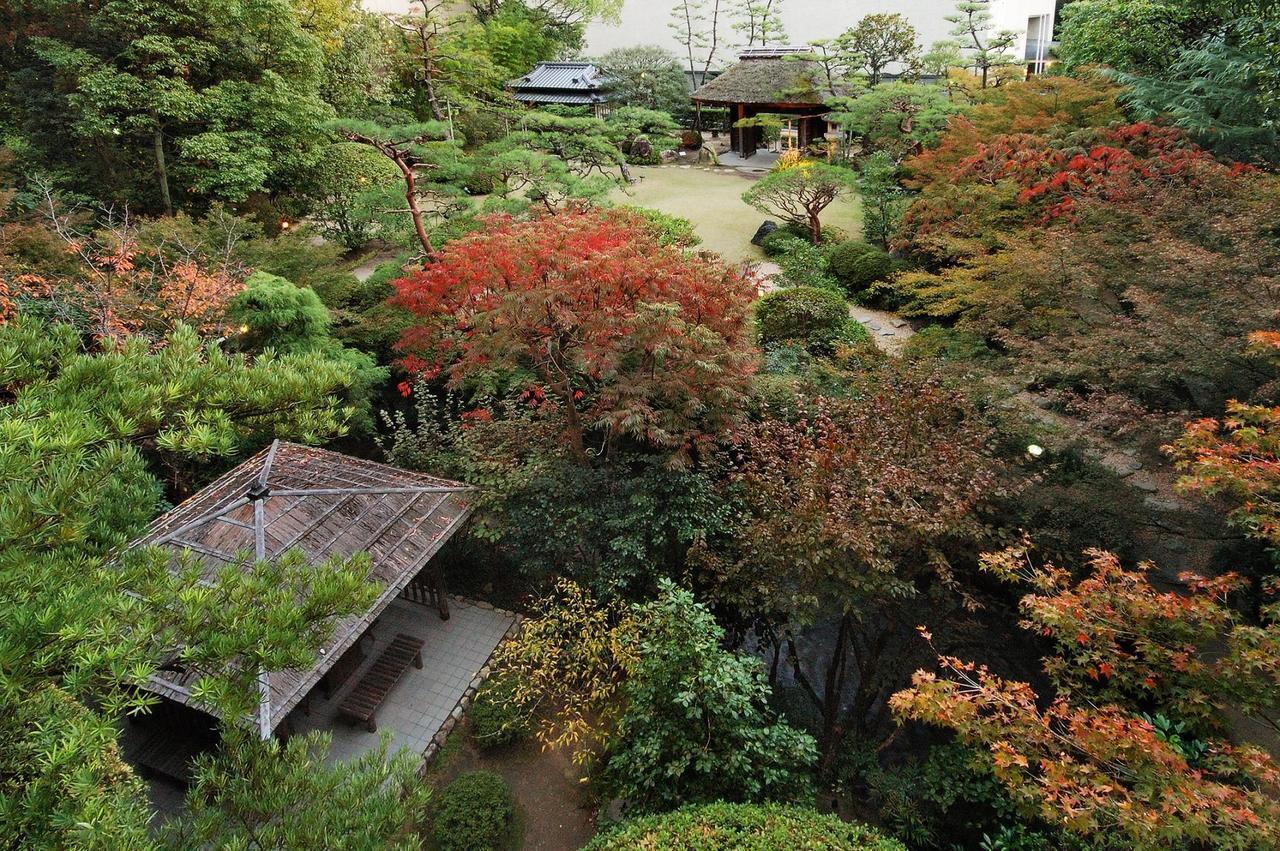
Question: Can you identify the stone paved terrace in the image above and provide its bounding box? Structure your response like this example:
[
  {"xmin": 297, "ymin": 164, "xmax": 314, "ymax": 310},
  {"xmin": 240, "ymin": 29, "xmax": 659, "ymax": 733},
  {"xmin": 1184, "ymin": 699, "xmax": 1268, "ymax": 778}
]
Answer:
[
  {"xmin": 286, "ymin": 596, "xmax": 516, "ymax": 763},
  {"xmin": 126, "ymin": 595, "xmax": 516, "ymax": 818}
]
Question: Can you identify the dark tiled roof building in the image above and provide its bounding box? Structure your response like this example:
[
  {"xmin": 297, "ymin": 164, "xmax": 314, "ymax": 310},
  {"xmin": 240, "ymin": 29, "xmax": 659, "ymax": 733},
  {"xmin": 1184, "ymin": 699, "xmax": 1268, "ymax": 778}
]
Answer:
[{"xmin": 508, "ymin": 61, "xmax": 609, "ymax": 116}]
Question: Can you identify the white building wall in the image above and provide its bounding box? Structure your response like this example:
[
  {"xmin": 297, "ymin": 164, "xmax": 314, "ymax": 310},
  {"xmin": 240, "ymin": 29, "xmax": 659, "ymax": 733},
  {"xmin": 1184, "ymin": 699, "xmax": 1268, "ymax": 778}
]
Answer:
[
  {"xmin": 583, "ymin": 0, "xmax": 1056, "ymax": 68},
  {"xmin": 357, "ymin": 1, "xmax": 1058, "ymax": 71}
]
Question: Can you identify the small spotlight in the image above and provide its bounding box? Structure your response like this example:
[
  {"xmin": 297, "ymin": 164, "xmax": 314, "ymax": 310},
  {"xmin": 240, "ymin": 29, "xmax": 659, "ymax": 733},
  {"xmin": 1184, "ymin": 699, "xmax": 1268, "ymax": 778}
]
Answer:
[
  {"xmin": 1026, "ymin": 444, "xmax": 1045, "ymax": 459},
  {"xmin": 280, "ymin": 220, "xmax": 291, "ymax": 230}
]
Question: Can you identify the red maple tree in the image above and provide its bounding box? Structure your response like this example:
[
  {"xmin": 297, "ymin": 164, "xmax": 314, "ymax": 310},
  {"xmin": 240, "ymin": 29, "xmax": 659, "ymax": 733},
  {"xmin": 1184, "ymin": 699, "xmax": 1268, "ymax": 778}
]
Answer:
[{"xmin": 392, "ymin": 209, "xmax": 758, "ymax": 462}]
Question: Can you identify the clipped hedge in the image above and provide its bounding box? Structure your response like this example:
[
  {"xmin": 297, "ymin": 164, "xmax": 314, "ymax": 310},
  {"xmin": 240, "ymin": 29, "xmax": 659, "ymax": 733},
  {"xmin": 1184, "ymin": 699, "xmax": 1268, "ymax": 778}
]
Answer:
[
  {"xmin": 582, "ymin": 802, "xmax": 906, "ymax": 850},
  {"xmin": 755, "ymin": 286, "xmax": 869, "ymax": 355},
  {"xmin": 826, "ymin": 241, "xmax": 896, "ymax": 296},
  {"xmin": 468, "ymin": 674, "xmax": 532, "ymax": 750},
  {"xmin": 432, "ymin": 771, "xmax": 516, "ymax": 851}
]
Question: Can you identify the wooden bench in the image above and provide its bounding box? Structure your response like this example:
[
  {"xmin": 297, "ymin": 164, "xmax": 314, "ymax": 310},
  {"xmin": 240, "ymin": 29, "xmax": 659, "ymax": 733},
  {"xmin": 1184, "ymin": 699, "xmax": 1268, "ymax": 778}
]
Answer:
[{"xmin": 337, "ymin": 633, "xmax": 425, "ymax": 732}]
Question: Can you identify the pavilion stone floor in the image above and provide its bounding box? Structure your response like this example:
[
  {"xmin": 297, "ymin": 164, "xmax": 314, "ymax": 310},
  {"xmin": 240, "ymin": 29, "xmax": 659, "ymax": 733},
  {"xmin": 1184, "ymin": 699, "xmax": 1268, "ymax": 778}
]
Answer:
[
  {"xmin": 130, "ymin": 595, "xmax": 516, "ymax": 819},
  {"xmin": 286, "ymin": 596, "xmax": 516, "ymax": 764}
]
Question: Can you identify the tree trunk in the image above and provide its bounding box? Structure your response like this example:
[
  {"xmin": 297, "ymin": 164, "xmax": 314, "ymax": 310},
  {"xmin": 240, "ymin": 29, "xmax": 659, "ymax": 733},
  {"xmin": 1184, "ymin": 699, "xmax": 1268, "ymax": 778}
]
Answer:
[
  {"xmin": 153, "ymin": 126, "xmax": 173, "ymax": 216},
  {"xmin": 808, "ymin": 211, "xmax": 823, "ymax": 245},
  {"xmin": 816, "ymin": 613, "xmax": 853, "ymax": 778},
  {"xmin": 422, "ymin": 51, "xmax": 447, "ymax": 122},
  {"xmin": 395, "ymin": 154, "xmax": 434, "ymax": 257}
]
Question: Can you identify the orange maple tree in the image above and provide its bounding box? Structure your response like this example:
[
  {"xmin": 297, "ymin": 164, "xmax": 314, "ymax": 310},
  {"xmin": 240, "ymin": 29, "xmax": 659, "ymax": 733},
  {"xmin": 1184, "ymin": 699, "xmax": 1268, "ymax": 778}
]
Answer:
[
  {"xmin": 892, "ymin": 546, "xmax": 1280, "ymax": 849},
  {"xmin": 3, "ymin": 196, "xmax": 242, "ymax": 342},
  {"xmin": 1171, "ymin": 332, "xmax": 1280, "ymax": 547}
]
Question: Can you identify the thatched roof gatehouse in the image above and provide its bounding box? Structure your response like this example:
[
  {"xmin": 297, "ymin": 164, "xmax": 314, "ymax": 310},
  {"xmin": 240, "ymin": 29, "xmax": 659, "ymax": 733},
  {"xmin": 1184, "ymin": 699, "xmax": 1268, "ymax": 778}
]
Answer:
[{"xmin": 692, "ymin": 47, "xmax": 844, "ymax": 158}]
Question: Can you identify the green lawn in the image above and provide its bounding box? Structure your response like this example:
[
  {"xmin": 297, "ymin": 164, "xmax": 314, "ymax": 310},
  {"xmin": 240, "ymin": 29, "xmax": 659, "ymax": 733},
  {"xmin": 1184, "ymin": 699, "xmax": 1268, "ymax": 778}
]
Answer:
[{"xmin": 612, "ymin": 165, "xmax": 863, "ymax": 264}]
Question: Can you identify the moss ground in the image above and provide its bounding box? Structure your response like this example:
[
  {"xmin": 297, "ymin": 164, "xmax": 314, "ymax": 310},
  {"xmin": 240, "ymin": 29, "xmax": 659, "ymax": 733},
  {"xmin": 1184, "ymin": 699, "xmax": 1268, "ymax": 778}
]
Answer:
[{"xmin": 612, "ymin": 165, "xmax": 863, "ymax": 264}]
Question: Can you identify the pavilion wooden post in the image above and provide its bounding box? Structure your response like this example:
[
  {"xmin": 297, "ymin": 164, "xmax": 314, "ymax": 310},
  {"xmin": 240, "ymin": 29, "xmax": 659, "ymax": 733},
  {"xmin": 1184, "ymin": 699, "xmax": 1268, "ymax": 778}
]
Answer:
[{"xmin": 431, "ymin": 563, "xmax": 450, "ymax": 620}]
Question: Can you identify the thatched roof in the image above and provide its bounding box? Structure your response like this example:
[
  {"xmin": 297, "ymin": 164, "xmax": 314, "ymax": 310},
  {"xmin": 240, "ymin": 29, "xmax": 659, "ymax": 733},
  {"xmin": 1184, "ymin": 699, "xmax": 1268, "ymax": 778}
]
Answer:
[
  {"xmin": 692, "ymin": 50, "xmax": 842, "ymax": 106},
  {"xmin": 129, "ymin": 441, "xmax": 474, "ymax": 738}
]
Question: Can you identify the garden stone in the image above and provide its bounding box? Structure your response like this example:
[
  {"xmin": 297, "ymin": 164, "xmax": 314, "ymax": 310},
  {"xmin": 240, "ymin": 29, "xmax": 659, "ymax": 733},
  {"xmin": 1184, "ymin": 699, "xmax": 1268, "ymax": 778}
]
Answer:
[
  {"xmin": 1128, "ymin": 471, "xmax": 1160, "ymax": 493},
  {"xmin": 750, "ymin": 220, "xmax": 779, "ymax": 246}
]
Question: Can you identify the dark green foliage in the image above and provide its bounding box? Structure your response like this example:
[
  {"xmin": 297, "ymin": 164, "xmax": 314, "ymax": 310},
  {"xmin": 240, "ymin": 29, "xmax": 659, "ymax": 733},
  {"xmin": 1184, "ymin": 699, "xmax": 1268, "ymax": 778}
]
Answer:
[
  {"xmin": 605, "ymin": 106, "xmax": 680, "ymax": 139},
  {"xmin": 1055, "ymin": 0, "xmax": 1225, "ymax": 73},
  {"xmin": 584, "ymin": 802, "xmax": 905, "ymax": 850},
  {"xmin": 227, "ymin": 271, "xmax": 389, "ymax": 434},
  {"xmin": 432, "ymin": 770, "xmax": 517, "ymax": 851},
  {"xmin": 760, "ymin": 223, "xmax": 842, "ymax": 255},
  {"xmin": 381, "ymin": 387, "xmax": 739, "ymax": 597},
  {"xmin": 163, "ymin": 730, "xmax": 430, "ymax": 849},
  {"xmin": 0, "ymin": 316, "xmax": 362, "ymax": 845},
  {"xmin": 844, "ymin": 743, "xmax": 1021, "ymax": 849},
  {"xmin": 597, "ymin": 47, "xmax": 690, "ymax": 115},
  {"xmin": 760, "ymin": 228, "xmax": 799, "ymax": 257},
  {"xmin": 826, "ymin": 240, "xmax": 896, "ymax": 296},
  {"xmin": 469, "ymin": 675, "xmax": 532, "ymax": 749},
  {"xmin": 7, "ymin": 0, "xmax": 333, "ymax": 211},
  {"xmin": 858, "ymin": 151, "xmax": 909, "ymax": 249},
  {"xmin": 1120, "ymin": 15, "xmax": 1280, "ymax": 167},
  {"xmin": 828, "ymin": 83, "xmax": 962, "ymax": 160},
  {"xmin": 774, "ymin": 237, "xmax": 842, "ymax": 291},
  {"xmin": 600, "ymin": 582, "xmax": 818, "ymax": 813},
  {"xmin": 754, "ymin": 286, "xmax": 869, "ymax": 355},
  {"xmin": 302, "ymin": 142, "xmax": 404, "ymax": 249}
]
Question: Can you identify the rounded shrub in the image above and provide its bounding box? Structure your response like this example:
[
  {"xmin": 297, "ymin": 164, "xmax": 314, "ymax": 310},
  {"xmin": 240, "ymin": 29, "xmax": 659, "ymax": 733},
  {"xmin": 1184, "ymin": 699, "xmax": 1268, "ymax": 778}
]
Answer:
[
  {"xmin": 432, "ymin": 770, "xmax": 516, "ymax": 851},
  {"xmin": 583, "ymin": 802, "xmax": 906, "ymax": 850},
  {"xmin": 468, "ymin": 675, "xmax": 532, "ymax": 750},
  {"xmin": 827, "ymin": 241, "xmax": 896, "ymax": 296},
  {"xmin": 755, "ymin": 286, "xmax": 869, "ymax": 355},
  {"xmin": 760, "ymin": 225, "xmax": 844, "ymax": 256}
]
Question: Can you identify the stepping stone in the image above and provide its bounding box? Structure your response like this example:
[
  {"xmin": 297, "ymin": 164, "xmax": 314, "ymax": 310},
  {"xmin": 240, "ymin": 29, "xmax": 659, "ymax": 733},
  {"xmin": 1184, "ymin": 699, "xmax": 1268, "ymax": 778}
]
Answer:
[
  {"xmin": 1128, "ymin": 471, "xmax": 1160, "ymax": 493},
  {"xmin": 1100, "ymin": 451, "xmax": 1142, "ymax": 476}
]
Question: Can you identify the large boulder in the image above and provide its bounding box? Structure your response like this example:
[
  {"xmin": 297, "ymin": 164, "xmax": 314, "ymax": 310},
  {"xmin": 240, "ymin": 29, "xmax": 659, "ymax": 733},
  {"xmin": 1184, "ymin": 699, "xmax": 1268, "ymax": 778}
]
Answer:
[
  {"xmin": 750, "ymin": 220, "xmax": 780, "ymax": 246},
  {"xmin": 629, "ymin": 135, "xmax": 653, "ymax": 160}
]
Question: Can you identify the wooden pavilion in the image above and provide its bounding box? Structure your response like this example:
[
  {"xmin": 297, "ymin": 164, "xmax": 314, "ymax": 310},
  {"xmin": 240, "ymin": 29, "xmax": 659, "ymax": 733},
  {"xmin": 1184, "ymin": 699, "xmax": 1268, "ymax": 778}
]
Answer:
[
  {"xmin": 128, "ymin": 441, "xmax": 474, "ymax": 744},
  {"xmin": 691, "ymin": 47, "xmax": 846, "ymax": 158}
]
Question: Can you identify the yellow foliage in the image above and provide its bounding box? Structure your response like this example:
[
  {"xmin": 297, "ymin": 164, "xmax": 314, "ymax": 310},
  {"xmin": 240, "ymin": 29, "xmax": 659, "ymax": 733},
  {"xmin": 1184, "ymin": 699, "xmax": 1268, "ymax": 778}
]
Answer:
[
  {"xmin": 772, "ymin": 149, "xmax": 812, "ymax": 173},
  {"xmin": 489, "ymin": 579, "xmax": 639, "ymax": 765}
]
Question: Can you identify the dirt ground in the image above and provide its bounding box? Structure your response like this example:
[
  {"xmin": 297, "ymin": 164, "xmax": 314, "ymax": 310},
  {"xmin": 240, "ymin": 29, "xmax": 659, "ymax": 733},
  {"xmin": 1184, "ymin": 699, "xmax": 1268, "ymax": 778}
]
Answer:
[
  {"xmin": 429, "ymin": 723, "xmax": 598, "ymax": 851},
  {"xmin": 611, "ymin": 165, "xmax": 864, "ymax": 265}
]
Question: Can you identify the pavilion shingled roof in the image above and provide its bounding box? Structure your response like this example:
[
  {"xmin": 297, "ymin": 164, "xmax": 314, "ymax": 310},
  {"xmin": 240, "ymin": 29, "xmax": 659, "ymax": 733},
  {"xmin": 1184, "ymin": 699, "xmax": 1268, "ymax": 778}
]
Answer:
[{"xmin": 129, "ymin": 441, "xmax": 474, "ymax": 738}]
